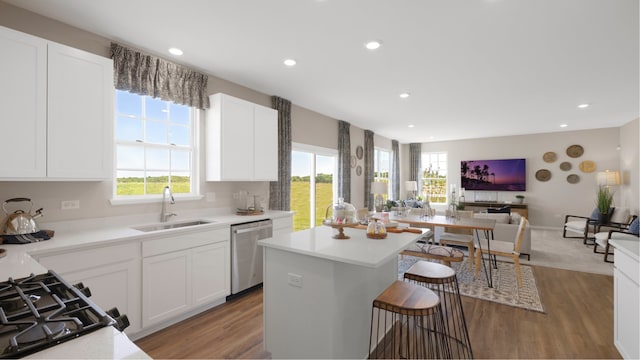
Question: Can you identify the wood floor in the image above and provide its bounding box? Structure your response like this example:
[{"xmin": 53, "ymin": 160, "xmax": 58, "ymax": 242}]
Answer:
[{"xmin": 135, "ymin": 265, "xmax": 621, "ymax": 359}]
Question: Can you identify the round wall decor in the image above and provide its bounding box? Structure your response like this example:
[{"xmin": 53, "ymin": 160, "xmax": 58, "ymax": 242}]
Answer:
[
  {"xmin": 356, "ymin": 165, "xmax": 362, "ymax": 176},
  {"xmin": 559, "ymin": 162, "xmax": 572, "ymax": 171},
  {"xmin": 356, "ymin": 145, "xmax": 364, "ymax": 160},
  {"xmin": 579, "ymin": 160, "xmax": 596, "ymax": 173},
  {"xmin": 543, "ymin": 152, "xmax": 557, "ymax": 163},
  {"xmin": 535, "ymin": 169, "xmax": 551, "ymax": 182},
  {"xmin": 350, "ymin": 155, "xmax": 357, "ymax": 168},
  {"xmin": 566, "ymin": 144, "xmax": 584, "ymax": 158},
  {"xmin": 567, "ymin": 174, "xmax": 580, "ymax": 184}
]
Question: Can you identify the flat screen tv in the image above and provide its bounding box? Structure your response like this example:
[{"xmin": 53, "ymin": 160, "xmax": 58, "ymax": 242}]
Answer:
[{"xmin": 461, "ymin": 158, "xmax": 526, "ymax": 191}]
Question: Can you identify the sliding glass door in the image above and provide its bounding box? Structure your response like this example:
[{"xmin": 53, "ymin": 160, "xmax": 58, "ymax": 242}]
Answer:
[{"xmin": 291, "ymin": 144, "xmax": 337, "ymax": 231}]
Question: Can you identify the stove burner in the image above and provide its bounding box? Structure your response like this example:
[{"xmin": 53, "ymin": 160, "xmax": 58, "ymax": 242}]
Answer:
[
  {"xmin": 0, "ymin": 295, "xmax": 40, "ymax": 314},
  {"xmin": 18, "ymin": 322, "xmax": 67, "ymax": 344}
]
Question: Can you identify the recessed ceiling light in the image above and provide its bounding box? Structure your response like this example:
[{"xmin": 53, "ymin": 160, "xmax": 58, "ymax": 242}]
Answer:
[
  {"xmin": 283, "ymin": 59, "xmax": 297, "ymax": 67},
  {"xmin": 560, "ymin": 124, "xmax": 568, "ymax": 128},
  {"xmin": 168, "ymin": 48, "xmax": 183, "ymax": 56},
  {"xmin": 408, "ymin": 124, "xmax": 415, "ymax": 128},
  {"xmin": 577, "ymin": 103, "xmax": 590, "ymax": 108},
  {"xmin": 399, "ymin": 92, "xmax": 410, "ymax": 99},
  {"xmin": 365, "ymin": 41, "xmax": 382, "ymax": 50}
]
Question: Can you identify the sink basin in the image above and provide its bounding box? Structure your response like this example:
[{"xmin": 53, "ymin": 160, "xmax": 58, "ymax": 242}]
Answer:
[{"xmin": 132, "ymin": 220, "xmax": 214, "ymax": 232}]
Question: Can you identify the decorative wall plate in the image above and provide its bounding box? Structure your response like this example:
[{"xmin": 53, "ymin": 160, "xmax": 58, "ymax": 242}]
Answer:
[
  {"xmin": 356, "ymin": 145, "xmax": 364, "ymax": 160},
  {"xmin": 543, "ymin": 152, "xmax": 557, "ymax": 163},
  {"xmin": 535, "ymin": 169, "xmax": 551, "ymax": 182},
  {"xmin": 567, "ymin": 174, "xmax": 580, "ymax": 184},
  {"xmin": 559, "ymin": 162, "xmax": 572, "ymax": 171},
  {"xmin": 566, "ymin": 144, "xmax": 584, "ymax": 158},
  {"xmin": 350, "ymin": 155, "xmax": 357, "ymax": 168},
  {"xmin": 579, "ymin": 160, "xmax": 596, "ymax": 173},
  {"xmin": 356, "ymin": 165, "xmax": 362, "ymax": 176}
]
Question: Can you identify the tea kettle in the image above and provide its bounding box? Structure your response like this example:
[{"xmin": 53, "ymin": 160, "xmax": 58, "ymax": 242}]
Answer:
[{"xmin": 2, "ymin": 198, "xmax": 43, "ymax": 235}]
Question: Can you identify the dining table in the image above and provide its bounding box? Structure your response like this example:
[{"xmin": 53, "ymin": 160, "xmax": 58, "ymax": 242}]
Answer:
[{"xmin": 388, "ymin": 213, "xmax": 498, "ymax": 287}]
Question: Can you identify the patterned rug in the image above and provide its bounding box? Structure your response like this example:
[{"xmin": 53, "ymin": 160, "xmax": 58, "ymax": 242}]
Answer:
[{"xmin": 398, "ymin": 255, "xmax": 545, "ymax": 313}]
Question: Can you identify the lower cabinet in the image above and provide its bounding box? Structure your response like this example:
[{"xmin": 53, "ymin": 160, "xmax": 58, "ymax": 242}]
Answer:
[
  {"xmin": 141, "ymin": 228, "xmax": 230, "ymax": 328},
  {"xmin": 35, "ymin": 242, "xmax": 142, "ymax": 334},
  {"xmin": 613, "ymin": 246, "xmax": 639, "ymax": 359}
]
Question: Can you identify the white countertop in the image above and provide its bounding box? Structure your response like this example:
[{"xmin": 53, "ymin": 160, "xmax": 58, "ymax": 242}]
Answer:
[
  {"xmin": 610, "ymin": 237, "xmax": 640, "ymax": 261},
  {"xmin": 0, "ymin": 208, "xmax": 292, "ymax": 359},
  {"xmin": 258, "ymin": 225, "xmax": 421, "ymax": 268}
]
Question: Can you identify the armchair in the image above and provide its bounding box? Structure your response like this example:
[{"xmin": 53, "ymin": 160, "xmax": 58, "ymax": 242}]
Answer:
[
  {"xmin": 562, "ymin": 208, "xmax": 602, "ymax": 244},
  {"xmin": 594, "ymin": 216, "xmax": 638, "ymax": 262}
]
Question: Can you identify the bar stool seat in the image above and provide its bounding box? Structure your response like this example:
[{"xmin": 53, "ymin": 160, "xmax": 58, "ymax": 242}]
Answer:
[
  {"xmin": 369, "ymin": 280, "xmax": 451, "ymax": 359},
  {"xmin": 404, "ymin": 261, "xmax": 473, "ymax": 359}
]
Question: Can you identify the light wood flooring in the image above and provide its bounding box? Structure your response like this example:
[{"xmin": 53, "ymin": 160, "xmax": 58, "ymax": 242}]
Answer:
[{"xmin": 135, "ymin": 265, "xmax": 620, "ymax": 359}]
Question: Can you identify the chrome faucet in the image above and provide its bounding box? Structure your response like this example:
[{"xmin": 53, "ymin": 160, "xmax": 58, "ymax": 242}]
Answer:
[{"xmin": 160, "ymin": 185, "xmax": 176, "ymax": 222}]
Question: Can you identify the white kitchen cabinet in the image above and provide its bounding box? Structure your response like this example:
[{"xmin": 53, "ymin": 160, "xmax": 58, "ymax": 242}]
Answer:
[
  {"xmin": 206, "ymin": 93, "xmax": 278, "ymax": 181},
  {"xmin": 0, "ymin": 25, "xmax": 113, "ymax": 180},
  {"xmin": 35, "ymin": 242, "xmax": 142, "ymax": 334},
  {"xmin": 272, "ymin": 215, "xmax": 293, "ymax": 239},
  {"xmin": 611, "ymin": 241, "xmax": 639, "ymax": 359},
  {"xmin": 141, "ymin": 227, "xmax": 230, "ymax": 328}
]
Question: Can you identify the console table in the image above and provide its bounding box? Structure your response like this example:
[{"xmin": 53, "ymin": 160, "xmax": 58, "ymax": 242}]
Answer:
[{"xmin": 461, "ymin": 202, "xmax": 528, "ymax": 218}]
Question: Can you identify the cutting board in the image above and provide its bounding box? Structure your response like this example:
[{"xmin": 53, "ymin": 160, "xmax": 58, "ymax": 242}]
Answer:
[{"xmin": 354, "ymin": 224, "xmax": 422, "ymax": 234}]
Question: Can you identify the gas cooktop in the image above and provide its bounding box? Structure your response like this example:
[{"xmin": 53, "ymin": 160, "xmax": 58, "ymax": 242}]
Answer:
[{"xmin": 0, "ymin": 271, "xmax": 129, "ymax": 358}]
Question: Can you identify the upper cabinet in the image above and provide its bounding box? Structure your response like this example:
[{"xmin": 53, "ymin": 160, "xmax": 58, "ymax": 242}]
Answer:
[
  {"xmin": 0, "ymin": 26, "xmax": 113, "ymax": 180},
  {"xmin": 206, "ymin": 93, "xmax": 278, "ymax": 181}
]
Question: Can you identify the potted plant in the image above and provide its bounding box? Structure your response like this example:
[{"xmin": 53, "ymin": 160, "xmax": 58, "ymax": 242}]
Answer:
[
  {"xmin": 596, "ymin": 186, "xmax": 614, "ymax": 224},
  {"xmin": 515, "ymin": 195, "xmax": 525, "ymax": 204}
]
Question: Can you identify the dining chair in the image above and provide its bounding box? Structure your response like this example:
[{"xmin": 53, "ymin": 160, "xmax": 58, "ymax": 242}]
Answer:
[
  {"xmin": 439, "ymin": 210, "xmax": 474, "ymax": 270},
  {"xmin": 474, "ymin": 217, "xmax": 528, "ymax": 287}
]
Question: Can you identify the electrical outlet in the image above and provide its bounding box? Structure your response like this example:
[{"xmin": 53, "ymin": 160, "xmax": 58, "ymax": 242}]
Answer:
[
  {"xmin": 287, "ymin": 273, "xmax": 303, "ymax": 288},
  {"xmin": 206, "ymin": 192, "xmax": 216, "ymax": 202},
  {"xmin": 61, "ymin": 200, "xmax": 80, "ymax": 210}
]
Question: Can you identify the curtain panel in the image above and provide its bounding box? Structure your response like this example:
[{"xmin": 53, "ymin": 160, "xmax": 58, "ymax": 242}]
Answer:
[
  {"xmin": 409, "ymin": 143, "xmax": 422, "ymax": 192},
  {"xmin": 110, "ymin": 43, "xmax": 210, "ymax": 110},
  {"xmin": 364, "ymin": 130, "xmax": 374, "ymax": 209},
  {"xmin": 338, "ymin": 121, "xmax": 351, "ymax": 202},
  {"xmin": 391, "ymin": 140, "xmax": 400, "ymax": 200},
  {"xmin": 269, "ymin": 96, "xmax": 292, "ymax": 211}
]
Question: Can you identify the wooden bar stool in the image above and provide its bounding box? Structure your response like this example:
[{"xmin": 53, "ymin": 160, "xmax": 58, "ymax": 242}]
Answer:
[
  {"xmin": 404, "ymin": 261, "xmax": 473, "ymax": 359},
  {"xmin": 368, "ymin": 280, "xmax": 451, "ymax": 359}
]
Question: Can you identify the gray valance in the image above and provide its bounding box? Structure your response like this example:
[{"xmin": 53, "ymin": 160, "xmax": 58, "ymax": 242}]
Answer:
[
  {"xmin": 364, "ymin": 130, "xmax": 374, "ymax": 209},
  {"xmin": 338, "ymin": 121, "xmax": 351, "ymax": 202},
  {"xmin": 110, "ymin": 43, "xmax": 210, "ymax": 110},
  {"xmin": 269, "ymin": 96, "xmax": 292, "ymax": 211}
]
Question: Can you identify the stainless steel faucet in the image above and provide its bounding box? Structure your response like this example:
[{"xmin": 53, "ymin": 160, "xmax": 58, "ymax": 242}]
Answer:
[{"xmin": 160, "ymin": 185, "xmax": 176, "ymax": 222}]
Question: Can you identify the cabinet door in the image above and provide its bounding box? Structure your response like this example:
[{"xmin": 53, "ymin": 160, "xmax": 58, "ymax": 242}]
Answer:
[
  {"xmin": 253, "ymin": 105, "xmax": 278, "ymax": 181},
  {"xmin": 142, "ymin": 250, "xmax": 191, "ymax": 327},
  {"xmin": 192, "ymin": 241, "xmax": 230, "ymax": 306},
  {"xmin": 47, "ymin": 42, "xmax": 114, "ymax": 179},
  {"xmin": 0, "ymin": 26, "xmax": 47, "ymax": 178},
  {"xmin": 220, "ymin": 95, "xmax": 254, "ymax": 180}
]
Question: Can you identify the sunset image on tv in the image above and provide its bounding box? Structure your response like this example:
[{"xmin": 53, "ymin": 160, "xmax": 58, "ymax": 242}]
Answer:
[{"xmin": 461, "ymin": 159, "xmax": 526, "ymax": 191}]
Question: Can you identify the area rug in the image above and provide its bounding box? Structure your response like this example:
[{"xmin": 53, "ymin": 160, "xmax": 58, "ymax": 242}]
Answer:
[{"xmin": 398, "ymin": 255, "xmax": 545, "ymax": 313}]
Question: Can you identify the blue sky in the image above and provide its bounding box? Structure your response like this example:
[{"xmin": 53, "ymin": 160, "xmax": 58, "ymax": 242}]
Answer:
[{"xmin": 291, "ymin": 151, "xmax": 335, "ymax": 177}]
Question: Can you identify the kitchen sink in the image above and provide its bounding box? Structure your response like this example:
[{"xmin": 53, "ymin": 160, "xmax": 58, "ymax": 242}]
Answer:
[{"xmin": 132, "ymin": 220, "xmax": 214, "ymax": 232}]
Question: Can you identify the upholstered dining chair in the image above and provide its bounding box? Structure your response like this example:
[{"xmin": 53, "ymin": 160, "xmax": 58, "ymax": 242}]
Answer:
[
  {"xmin": 474, "ymin": 217, "xmax": 528, "ymax": 287},
  {"xmin": 407, "ymin": 207, "xmax": 434, "ymax": 243},
  {"xmin": 594, "ymin": 216, "xmax": 638, "ymax": 262},
  {"xmin": 439, "ymin": 210, "xmax": 475, "ymax": 270}
]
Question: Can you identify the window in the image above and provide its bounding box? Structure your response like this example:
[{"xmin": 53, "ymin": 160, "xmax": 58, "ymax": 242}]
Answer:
[
  {"xmin": 114, "ymin": 90, "xmax": 197, "ymax": 199},
  {"xmin": 291, "ymin": 144, "xmax": 337, "ymax": 232},
  {"xmin": 374, "ymin": 148, "xmax": 391, "ymax": 198},
  {"xmin": 421, "ymin": 152, "xmax": 447, "ymax": 204}
]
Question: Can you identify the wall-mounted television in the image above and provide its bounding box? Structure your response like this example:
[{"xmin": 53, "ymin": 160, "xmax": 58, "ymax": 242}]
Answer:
[{"xmin": 461, "ymin": 158, "xmax": 526, "ymax": 191}]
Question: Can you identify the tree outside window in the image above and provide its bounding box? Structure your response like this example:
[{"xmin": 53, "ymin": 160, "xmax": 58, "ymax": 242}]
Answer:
[{"xmin": 421, "ymin": 152, "xmax": 447, "ymax": 204}]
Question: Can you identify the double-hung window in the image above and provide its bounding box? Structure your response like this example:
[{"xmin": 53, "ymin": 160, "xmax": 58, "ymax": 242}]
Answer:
[
  {"xmin": 421, "ymin": 152, "xmax": 447, "ymax": 204},
  {"xmin": 114, "ymin": 90, "xmax": 198, "ymax": 199}
]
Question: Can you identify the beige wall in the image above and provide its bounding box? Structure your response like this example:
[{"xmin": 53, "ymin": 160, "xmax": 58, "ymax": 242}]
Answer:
[
  {"xmin": 406, "ymin": 127, "xmax": 625, "ymax": 228},
  {"xmin": 618, "ymin": 118, "xmax": 639, "ymax": 215}
]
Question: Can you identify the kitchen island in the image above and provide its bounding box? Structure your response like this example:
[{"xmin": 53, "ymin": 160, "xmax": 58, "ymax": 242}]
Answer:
[{"xmin": 259, "ymin": 225, "xmax": 421, "ymax": 359}]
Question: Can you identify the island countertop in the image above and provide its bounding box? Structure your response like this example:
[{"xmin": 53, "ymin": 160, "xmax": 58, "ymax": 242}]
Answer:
[{"xmin": 258, "ymin": 225, "xmax": 421, "ymax": 268}]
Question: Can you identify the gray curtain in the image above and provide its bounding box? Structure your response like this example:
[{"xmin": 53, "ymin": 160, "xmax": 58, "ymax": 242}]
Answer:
[
  {"xmin": 269, "ymin": 96, "xmax": 292, "ymax": 211},
  {"xmin": 338, "ymin": 121, "xmax": 351, "ymax": 202},
  {"xmin": 409, "ymin": 143, "xmax": 422, "ymax": 193},
  {"xmin": 110, "ymin": 43, "xmax": 209, "ymax": 109},
  {"xmin": 391, "ymin": 140, "xmax": 400, "ymax": 200},
  {"xmin": 364, "ymin": 130, "xmax": 374, "ymax": 209}
]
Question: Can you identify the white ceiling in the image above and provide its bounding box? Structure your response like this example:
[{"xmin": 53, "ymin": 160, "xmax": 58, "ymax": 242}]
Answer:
[{"xmin": 6, "ymin": 0, "xmax": 639, "ymax": 143}]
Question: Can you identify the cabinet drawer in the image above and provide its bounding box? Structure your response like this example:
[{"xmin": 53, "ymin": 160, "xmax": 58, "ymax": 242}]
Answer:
[
  {"xmin": 142, "ymin": 228, "xmax": 229, "ymax": 258},
  {"xmin": 37, "ymin": 242, "xmax": 139, "ymax": 274}
]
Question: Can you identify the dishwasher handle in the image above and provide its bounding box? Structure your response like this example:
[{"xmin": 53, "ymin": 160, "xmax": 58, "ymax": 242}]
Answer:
[{"xmin": 233, "ymin": 224, "xmax": 273, "ymax": 235}]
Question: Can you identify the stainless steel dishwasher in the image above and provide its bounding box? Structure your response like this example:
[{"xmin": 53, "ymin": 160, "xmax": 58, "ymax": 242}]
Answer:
[{"xmin": 230, "ymin": 219, "xmax": 272, "ymax": 295}]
